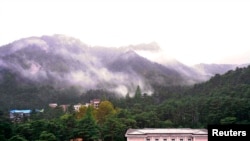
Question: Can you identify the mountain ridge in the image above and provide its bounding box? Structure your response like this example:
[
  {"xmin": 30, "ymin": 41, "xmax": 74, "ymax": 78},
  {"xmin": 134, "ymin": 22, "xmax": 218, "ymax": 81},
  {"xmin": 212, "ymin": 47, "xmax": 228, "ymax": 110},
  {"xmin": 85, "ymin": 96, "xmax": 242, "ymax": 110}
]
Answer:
[{"xmin": 0, "ymin": 34, "xmax": 248, "ymax": 96}]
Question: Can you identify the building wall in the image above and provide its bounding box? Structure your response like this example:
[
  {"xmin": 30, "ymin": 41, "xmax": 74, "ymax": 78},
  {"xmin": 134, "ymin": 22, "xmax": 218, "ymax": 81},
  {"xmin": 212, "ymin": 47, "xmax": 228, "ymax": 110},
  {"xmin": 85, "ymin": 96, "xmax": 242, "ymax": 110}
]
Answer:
[
  {"xmin": 127, "ymin": 137, "xmax": 145, "ymax": 141},
  {"xmin": 193, "ymin": 136, "xmax": 207, "ymax": 141},
  {"xmin": 127, "ymin": 136, "xmax": 207, "ymax": 141},
  {"xmin": 145, "ymin": 136, "xmax": 192, "ymax": 141}
]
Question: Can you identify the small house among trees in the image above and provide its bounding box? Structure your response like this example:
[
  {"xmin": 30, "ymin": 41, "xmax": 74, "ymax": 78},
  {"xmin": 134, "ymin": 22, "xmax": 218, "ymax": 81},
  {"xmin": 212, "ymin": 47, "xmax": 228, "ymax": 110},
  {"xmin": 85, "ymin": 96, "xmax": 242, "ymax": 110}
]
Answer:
[{"xmin": 74, "ymin": 99, "xmax": 101, "ymax": 112}]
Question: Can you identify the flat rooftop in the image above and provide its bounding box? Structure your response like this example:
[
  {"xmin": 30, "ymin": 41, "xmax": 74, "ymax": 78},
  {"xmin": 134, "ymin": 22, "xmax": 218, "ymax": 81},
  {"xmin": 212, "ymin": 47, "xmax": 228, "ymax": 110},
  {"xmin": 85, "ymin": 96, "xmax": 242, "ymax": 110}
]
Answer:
[{"xmin": 126, "ymin": 128, "xmax": 208, "ymax": 135}]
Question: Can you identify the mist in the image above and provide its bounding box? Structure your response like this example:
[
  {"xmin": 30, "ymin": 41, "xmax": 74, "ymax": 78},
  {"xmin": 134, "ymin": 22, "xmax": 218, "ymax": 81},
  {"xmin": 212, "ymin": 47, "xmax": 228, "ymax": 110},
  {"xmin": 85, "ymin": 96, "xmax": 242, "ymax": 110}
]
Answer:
[
  {"xmin": 1, "ymin": 35, "xmax": 245, "ymax": 97},
  {"xmin": 0, "ymin": 35, "xmax": 155, "ymax": 97}
]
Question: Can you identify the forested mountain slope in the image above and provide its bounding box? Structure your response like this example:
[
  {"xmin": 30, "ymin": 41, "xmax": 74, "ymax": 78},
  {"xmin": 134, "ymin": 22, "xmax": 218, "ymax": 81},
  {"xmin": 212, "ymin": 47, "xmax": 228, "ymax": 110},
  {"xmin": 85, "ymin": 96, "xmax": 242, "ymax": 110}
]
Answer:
[
  {"xmin": 0, "ymin": 36, "xmax": 249, "ymax": 141},
  {"xmin": 115, "ymin": 65, "xmax": 250, "ymax": 128},
  {"xmin": 164, "ymin": 65, "xmax": 250, "ymax": 126},
  {"xmin": 0, "ymin": 35, "xmax": 249, "ymax": 124}
]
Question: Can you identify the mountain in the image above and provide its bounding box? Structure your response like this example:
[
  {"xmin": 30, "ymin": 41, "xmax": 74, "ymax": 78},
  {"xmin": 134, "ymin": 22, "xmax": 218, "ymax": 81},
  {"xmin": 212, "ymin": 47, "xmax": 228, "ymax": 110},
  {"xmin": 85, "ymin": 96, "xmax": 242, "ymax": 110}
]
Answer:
[
  {"xmin": 192, "ymin": 63, "xmax": 249, "ymax": 77},
  {"xmin": 190, "ymin": 65, "xmax": 250, "ymax": 95},
  {"xmin": 0, "ymin": 35, "xmax": 247, "ymax": 97}
]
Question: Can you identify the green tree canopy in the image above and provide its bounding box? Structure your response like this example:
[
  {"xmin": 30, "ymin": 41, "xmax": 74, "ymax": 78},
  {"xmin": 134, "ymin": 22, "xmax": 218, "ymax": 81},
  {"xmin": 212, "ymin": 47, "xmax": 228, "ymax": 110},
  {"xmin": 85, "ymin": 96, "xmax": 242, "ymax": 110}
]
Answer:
[
  {"xmin": 8, "ymin": 135, "xmax": 27, "ymax": 141},
  {"xmin": 76, "ymin": 107, "xmax": 100, "ymax": 141},
  {"xmin": 96, "ymin": 100, "xmax": 116, "ymax": 124},
  {"xmin": 134, "ymin": 85, "xmax": 142, "ymax": 99}
]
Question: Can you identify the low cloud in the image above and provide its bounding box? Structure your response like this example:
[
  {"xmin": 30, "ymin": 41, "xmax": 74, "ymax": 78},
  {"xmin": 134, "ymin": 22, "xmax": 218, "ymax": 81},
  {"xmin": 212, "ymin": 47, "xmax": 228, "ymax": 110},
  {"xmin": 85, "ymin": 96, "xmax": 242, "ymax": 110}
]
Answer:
[
  {"xmin": 0, "ymin": 35, "xmax": 158, "ymax": 97},
  {"xmin": 125, "ymin": 42, "xmax": 161, "ymax": 52}
]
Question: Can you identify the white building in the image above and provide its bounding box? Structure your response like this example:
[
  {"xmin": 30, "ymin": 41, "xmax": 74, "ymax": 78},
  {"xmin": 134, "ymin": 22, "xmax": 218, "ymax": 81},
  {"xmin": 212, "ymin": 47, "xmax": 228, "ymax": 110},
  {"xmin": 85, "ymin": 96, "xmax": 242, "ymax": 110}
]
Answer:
[
  {"xmin": 125, "ymin": 128, "xmax": 208, "ymax": 141},
  {"xmin": 90, "ymin": 99, "xmax": 101, "ymax": 109},
  {"xmin": 73, "ymin": 103, "xmax": 82, "ymax": 112},
  {"xmin": 49, "ymin": 103, "xmax": 58, "ymax": 108},
  {"xmin": 73, "ymin": 99, "xmax": 101, "ymax": 111}
]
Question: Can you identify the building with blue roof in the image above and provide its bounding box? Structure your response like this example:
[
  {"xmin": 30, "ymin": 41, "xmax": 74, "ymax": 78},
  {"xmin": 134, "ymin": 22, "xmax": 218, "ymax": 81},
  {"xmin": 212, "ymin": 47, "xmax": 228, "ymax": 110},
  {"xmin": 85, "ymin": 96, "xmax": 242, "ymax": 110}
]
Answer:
[{"xmin": 9, "ymin": 109, "xmax": 32, "ymax": 122}]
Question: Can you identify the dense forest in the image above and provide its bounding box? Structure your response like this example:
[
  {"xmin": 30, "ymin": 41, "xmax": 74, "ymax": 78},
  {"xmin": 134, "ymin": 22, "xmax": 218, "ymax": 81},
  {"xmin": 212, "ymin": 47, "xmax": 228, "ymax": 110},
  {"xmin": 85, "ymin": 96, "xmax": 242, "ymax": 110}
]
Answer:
[{"xmin": 0, "ymin": 65, "xmax": 250, "ymax": 141}]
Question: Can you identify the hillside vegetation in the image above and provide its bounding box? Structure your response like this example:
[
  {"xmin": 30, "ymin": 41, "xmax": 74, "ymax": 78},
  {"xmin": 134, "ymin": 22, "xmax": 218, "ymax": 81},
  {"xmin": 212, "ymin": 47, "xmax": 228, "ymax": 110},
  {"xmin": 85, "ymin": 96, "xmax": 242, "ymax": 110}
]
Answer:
[
  {"xmin": 0, "ymin": 35, "xmax": 249, "ymax": 140},
  {"xmin": 1, "ymin": 65, "xmax": 250, "ymax": 141}
]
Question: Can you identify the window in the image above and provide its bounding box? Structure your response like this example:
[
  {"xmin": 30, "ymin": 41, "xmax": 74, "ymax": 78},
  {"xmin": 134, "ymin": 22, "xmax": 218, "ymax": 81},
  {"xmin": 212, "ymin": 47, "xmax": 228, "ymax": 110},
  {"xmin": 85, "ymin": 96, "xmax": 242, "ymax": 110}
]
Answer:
[
  {"xmin": 155, "ymin": 139, "xmax": 159, "ymax": 141},
  {"xmin": 163, "ymin": 139, "xmax": 167, "ymax": 141},
  {"xmin": 146, "ymin": 138, "xmax": 150, "ymax": 141},
  {"xmin": 172, "ymin": 139, "xmax": 175, "ymax": 141},
  {"xmin": 180, "ymin": 139, "xmax": 183, "ymax": 141},
  {"xmin": 188, "ymin": 139, "xmax": 192, "ymax": 141}
]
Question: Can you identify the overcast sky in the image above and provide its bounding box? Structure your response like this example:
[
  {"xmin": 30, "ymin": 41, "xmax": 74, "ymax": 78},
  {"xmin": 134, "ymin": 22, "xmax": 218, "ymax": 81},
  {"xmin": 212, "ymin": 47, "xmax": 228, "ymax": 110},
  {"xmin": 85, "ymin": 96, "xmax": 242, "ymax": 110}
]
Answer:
[{"xmin": 0, "ymin": 0, "xmax": 250, "ymax": 65}]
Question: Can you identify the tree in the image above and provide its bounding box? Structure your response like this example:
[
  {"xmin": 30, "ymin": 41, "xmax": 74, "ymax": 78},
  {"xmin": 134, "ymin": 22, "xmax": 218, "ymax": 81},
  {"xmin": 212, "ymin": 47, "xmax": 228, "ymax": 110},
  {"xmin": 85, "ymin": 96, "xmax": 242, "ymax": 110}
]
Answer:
[
  {"xmin": 8, "ymin": 135, "xmax": 27, "ymax": 141},
  {"xmin": 96, "ymin": 101, "xmax": 116, "ymax": 124},
  {"xmin": 14, "ymin": 123, "xmax": 33, "ymax": 141},
  {"xmin": 134, "ymin": 85, "xmax": 142, "ymax": 99},
  {"xmin": 37, "ymin": 131, "xmax": 57, "ymax": 141},
  {"xmin": 59, "ymin": 114, "xmax": 77, "ymax": 140},
  {"xmin": 162, "ymin": 120, "xmax": 174, "ymax": 127},
  {"xmin": 42, "ymin": 106, "xmax": 64, "ymax": 120},
  {"xmin": 76, "ymin": 107, "xmax": 100, "ymax": 141},
  {"xmin": 101, "ymin": 115, "xmax": 126, "ymax": 141},
  {"xmin": 0, "ymin": 113, "xmax": 12, "ymax": 140},
  {"xmin": 220, "ymin": 117, "xmax": 237, "ymax": 124},
  {"xmin": 75, "ymin": 106, "xmax": 87, "ymax": 119}
]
